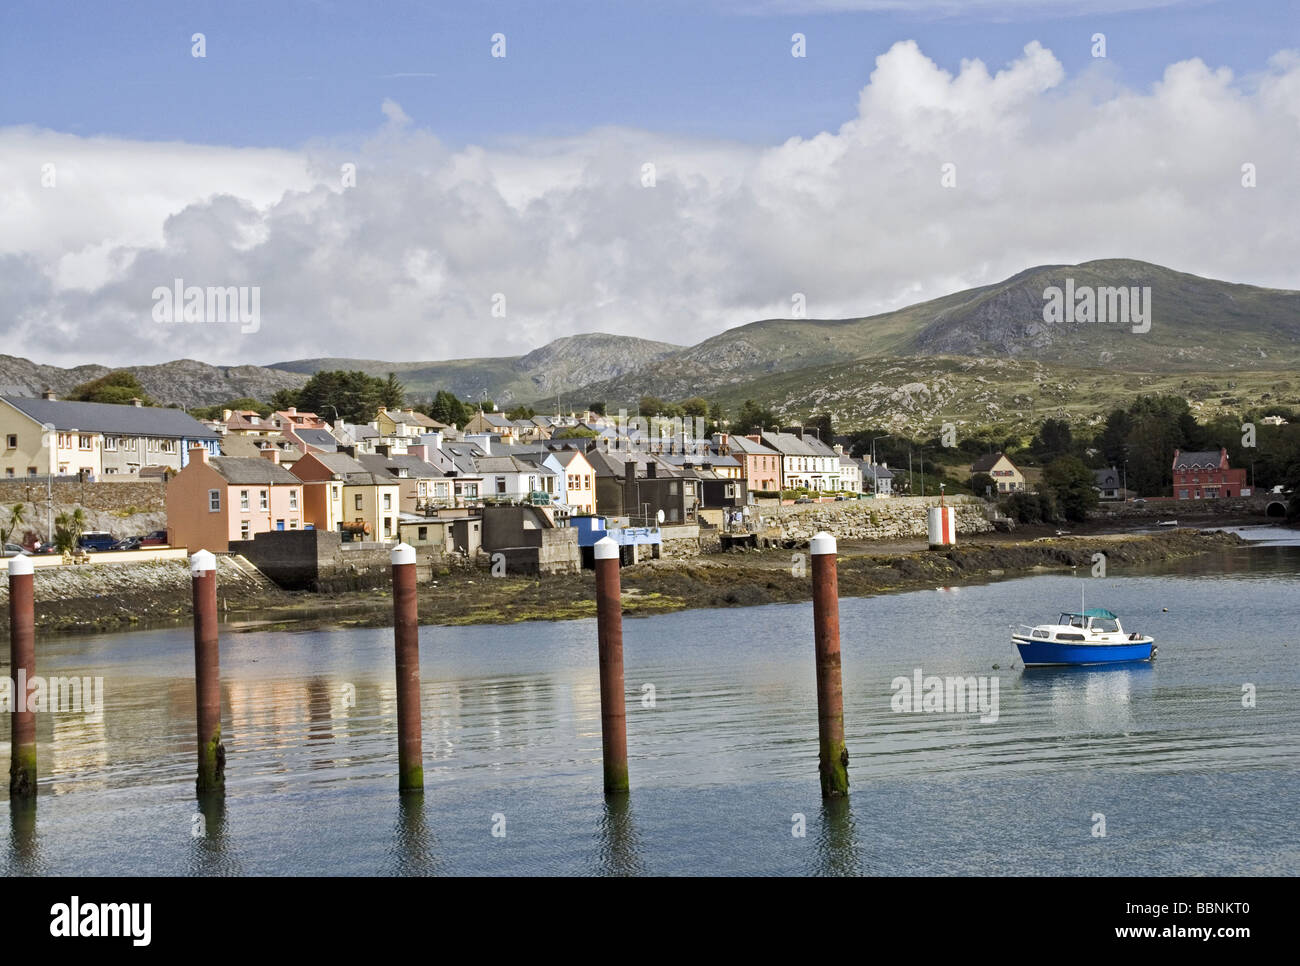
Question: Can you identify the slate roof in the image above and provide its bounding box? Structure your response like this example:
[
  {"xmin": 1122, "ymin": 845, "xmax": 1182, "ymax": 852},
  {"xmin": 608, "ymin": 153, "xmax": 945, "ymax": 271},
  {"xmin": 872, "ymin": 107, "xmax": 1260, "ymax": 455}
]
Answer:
[
  {"xmin": 295, "ymin": 428, "xmax": 339, "ymax": 451},
  {"xmin": 1094, "ymin": 467, "xmax": 1121, "ymax": 488},
  {"xmin": 208, "ymin": 457, "xmax": 302, "ymax": 485},
  {"xmin": 356, "ymin": 453, "xmax": 445, "ymax": 480},
  {"xmin": 1173, "ymin": 449, "xmax": 1226, "ymax": 470},
  {"xmin": 971, "ymin": 452, "xmax": 1014, "ymax": 473},
  {"xmin": 1, "ymin": 396, "xmax": 219, "ymax": 439},
  {"xmin": 724, "ymin": 435, "xmax": 779, "ymax": 456}
]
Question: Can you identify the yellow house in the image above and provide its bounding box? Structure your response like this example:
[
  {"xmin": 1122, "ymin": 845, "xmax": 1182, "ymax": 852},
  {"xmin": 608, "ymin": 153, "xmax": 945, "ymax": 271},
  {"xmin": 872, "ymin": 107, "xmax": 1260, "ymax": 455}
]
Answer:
[
  {"xmin": 970, "ymin": 452, "xmax": 1026, "ymax": 494},
  {"xmin": 549, "ymin": 449, "xmax": 596, "ymax": 514},
  {"xmin": 290, "ymin": 452, "xmax": 401, "ymax": 540}
]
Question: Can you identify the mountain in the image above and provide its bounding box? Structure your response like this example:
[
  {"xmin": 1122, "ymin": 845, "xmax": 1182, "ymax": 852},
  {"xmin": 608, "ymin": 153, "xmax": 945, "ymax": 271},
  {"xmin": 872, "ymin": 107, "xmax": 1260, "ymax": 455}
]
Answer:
[
  {"xmin": 0, "ymin": 356, "xmax": 307, "ymax": 408},
  {"xmin": 551, "ymin": 260, "xmax": 1300, "ymax": 408},
  {"xmin": 270, "ymin": 333, "xmax": 681, "ymax": 405}
]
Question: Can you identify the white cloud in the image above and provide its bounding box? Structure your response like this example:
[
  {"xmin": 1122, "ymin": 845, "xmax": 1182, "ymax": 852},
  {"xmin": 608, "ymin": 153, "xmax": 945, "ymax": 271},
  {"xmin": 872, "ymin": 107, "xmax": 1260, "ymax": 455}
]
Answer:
[{"xmin": 1, "ymin": 39, "xmax": 1297, "ymax": 369}]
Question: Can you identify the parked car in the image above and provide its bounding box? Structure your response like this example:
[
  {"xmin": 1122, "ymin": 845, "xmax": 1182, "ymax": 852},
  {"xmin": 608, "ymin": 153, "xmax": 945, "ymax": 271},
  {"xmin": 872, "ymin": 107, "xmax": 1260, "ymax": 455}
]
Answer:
[
  {"xmin": 794, "ymin": 496, "xmax": 813, "ymax": 504},
  {"xmin": 2, "ymin": 543, "xmax": 31, "ymax": 557},
  {"xmin": 77, "ymin": 531, "xmax": 117, "ymax": 552},
  {"xmin": 140, "ymin": 530, "xmax": 169, "ymax": 547},
  {"xmin": 113, "ymin": 536, "xmax": 143, "ymax": 551}
]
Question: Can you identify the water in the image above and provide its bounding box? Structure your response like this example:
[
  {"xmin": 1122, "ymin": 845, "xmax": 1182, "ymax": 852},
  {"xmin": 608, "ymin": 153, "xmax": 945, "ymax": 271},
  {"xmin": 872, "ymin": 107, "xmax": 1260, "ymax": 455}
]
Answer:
[{"xmin": 2, "ymin": 526, "xmax": 1298, "ymax": 875}]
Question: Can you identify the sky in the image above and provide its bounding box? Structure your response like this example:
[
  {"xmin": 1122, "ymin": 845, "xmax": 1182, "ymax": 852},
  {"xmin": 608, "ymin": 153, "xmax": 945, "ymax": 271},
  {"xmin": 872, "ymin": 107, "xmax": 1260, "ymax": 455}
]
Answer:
[{"xmin": 1, "ymin": 0, "xmax": 1297, "ymax": 368}]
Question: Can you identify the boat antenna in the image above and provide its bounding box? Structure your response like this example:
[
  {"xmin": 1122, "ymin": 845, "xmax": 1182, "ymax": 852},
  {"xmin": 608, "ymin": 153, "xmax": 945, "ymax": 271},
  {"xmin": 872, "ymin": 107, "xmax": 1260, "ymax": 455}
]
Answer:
[{"xmin": 1081, "ymin": 581, "xmax": 1085, "ymax": 615}]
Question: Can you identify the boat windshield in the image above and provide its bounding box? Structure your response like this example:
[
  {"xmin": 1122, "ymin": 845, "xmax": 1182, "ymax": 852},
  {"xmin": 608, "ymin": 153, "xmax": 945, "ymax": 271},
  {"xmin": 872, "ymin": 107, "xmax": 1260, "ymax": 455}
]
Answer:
[
  {"xmin": 1091, "ymin": 618, "xmax": 1120, "ymax": 633},
  {"xmin": 1060, "ymin": 613, "xmax": 1086, "ymax": 628}
]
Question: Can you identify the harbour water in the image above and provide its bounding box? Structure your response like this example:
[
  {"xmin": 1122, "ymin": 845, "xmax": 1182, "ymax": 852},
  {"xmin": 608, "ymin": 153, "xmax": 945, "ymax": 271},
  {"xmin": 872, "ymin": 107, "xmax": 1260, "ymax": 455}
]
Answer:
[{"xmin": 2, "ymin": 526, "xmax": 1297, "ymax": 875}]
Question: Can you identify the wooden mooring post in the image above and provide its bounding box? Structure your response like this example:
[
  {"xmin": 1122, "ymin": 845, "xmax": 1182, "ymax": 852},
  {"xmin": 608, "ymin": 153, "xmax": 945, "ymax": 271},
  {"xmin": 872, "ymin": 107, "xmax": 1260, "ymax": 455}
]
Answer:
[
  {"xmin": 191, "ymin": 550, "xmax": 226, "ymax": 794},
  {"xmin": 593, "ymin": 537, "xmax": 629, "ymax": 793},
  {"xmin": 391, "ymin": 543, "xmax": 424, "ymax": 793},
  {"xmin": 810, "ymin": 532, "xmax": 849, "ymax": 797},
  {"xmin": 8, "ymin": 555, "xmax": 37, "ymax": 800}
]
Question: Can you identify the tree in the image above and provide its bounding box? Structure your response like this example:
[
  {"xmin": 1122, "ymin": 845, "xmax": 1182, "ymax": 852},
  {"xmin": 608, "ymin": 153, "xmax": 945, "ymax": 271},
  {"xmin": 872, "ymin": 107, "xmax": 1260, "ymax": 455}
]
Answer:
[
  {"xmin": 639, "ymin": 395, "xmax": 678, "ymax": 418},
  {"xmin": 67, "ymin": 371, "xmax": 155, "ymax": 406},
  {"xmin": 507, "ymin": 405, "xmax": 537, "ymax": 420},
  {"xmin": 295, "ymin": 370, "xmax": 388, "ymax": 424},
  {"xmin": 189, "ymin": 397, "xmax": 272, "ymax": 421},
  {"xmin": 807, "ymin": 413, "xmax": 834, "ymax": 442},
  {"xmin": 269, "ymin": 388, "xmax": 302, "ymax": 412},
  {"xmin": 1033, "ymin": 418, "xmax": 1074, "ymax": 458},
  {"xmin": 379, "ymin": 372, "xmax": 405, "ymax": 411},
  {"xmin": 53, "ymin": 507, "xmax": 86, "ymax": 555},
  {"xmin": 553, "ymin": 427, "xmax": 598, "ymax": 440},
  {"xmin": 1, "ymin": 504, "xmax": 25, "ymax": 546},
  {"xmin": 969, "ymin": 473, "xmax": 996, "ymax": 500},
  {"xmin": 424, "ymin": 390, "xmax": 472, "ymax": 428},
  {"xmin": 1043, "ymin": 456, "xmax": 1100, "ymax": 522},
  {"xmin": 678, "ymin": 397, "xmax": 709, "ymax": 418},
  {"xmin": 588, "ymin": 401, "xmax": 607, "ymax": 416},
  {"xmin": 732, "ymin": 400, "xmax": 777, "ymax": 435}
]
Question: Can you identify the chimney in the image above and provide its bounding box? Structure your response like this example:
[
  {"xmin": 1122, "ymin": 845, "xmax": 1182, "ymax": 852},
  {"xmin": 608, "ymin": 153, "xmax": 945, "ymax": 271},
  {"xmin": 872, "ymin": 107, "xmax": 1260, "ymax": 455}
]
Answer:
[
  {"xmin": 131, "ymin": 397, "xmax": 142, "ymax": 407},
  {"xmin": 624, "ymin": 460, "xmax": 636, "ymax": 490},
  {"xmin": 833, "ymin": 443, "xmax": 844, "ymax": 455},
  {"xmin": 188, "ymin": 444, "xmax": 208, "ymax": 465},
  {"xmin": 467, "ymin": 432, "xmax": 491, "ymax": 455},
  {"xmin": 41, "ymin": 387, "xmax": 56, "ymax": 401},
  {"xmin": 222, "ymin": 409, "xmax": 233, "ymax": 422},
  {"xmin": 646, "ymin": 461, "xmax": 657, "ymax": 479},
  {"xmin": 260, "ymin": 448, "xmax": 280, "ymax": 464},
  {"xmin": 408, "ymin": 444, "xmax": 428, "ymax": 462},
  {"xmin": 376, "ymin": 406, "xmax": 387, "ymax": 415},
  {"xmin": 287, "ymin": 406, "xmax": 296, "ymax": 416}
]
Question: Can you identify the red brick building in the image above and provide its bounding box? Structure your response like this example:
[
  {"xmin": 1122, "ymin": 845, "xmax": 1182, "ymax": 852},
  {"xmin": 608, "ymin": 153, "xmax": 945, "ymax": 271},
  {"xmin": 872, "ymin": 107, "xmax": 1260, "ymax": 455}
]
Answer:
[{"xmin": 1172, "ymin": 448, "xmax": 1248, "ymax": 500}]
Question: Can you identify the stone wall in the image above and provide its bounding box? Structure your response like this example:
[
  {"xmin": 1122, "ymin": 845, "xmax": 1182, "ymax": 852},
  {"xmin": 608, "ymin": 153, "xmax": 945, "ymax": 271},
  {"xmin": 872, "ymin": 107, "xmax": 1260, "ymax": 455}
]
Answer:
[{"xmin": 753, "ymin": 497, "xmax": 994, "ymax": 543}]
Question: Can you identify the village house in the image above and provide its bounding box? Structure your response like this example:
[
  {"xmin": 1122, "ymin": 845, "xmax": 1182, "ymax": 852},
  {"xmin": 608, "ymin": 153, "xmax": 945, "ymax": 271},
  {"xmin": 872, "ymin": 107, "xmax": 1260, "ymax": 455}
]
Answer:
[
  {"xmin": 1093, "ymin": 466, "xmax": 1123, "ymax": 501},
  {"xmin": 355, "ymin": 448, "xmax": 447, "ymax": 515},
  {"xmin": 463, "ymin": 411, "xmax": 520, "ymax": 443},
  {"xmin": 475, "ymin": 452, "xmax": 559, "ymax": 503},
  {"xmin": 721, "ymin": 434, "xmax": 781, "ymax": 493},
  {"xmin": 971, "ymin": 452, "xmax": 1025, "ymax": 494},
  {"xmin": 166, "ymin": 447, "xmax": 305, "ymax": 551},
  {"xmin": 220, "ymin": 409, "xmax": 281, "ymax": 438},
  {"xmin": 545, "ymin": 448, "xmax": 597, "ymax": 514},
  {"xmin": 1172, "ymin": 448, "xmax": 1249, "ymax": 500},
  {"xmin": 1, "ymin": 393, "xmax": 220, "ymax": 479},
  {"xmin": 760, "ymin": 431, "xmax": 839, "ymax": 492},
  {"xmin": 836, "ymin": 448, "xmax": 861, "ymax": 494},
  {"xmin": 219, "ymin": 433, "xmax": 302, "ymax": 467},
  {"xmin": 290, "ymin": 451, "xmax": 402, "ymax": 540},
  {"xmin": 586, "ymin": 449, "xmax": 699, "ymax": 524},
  {"xmin": 861, "ymin": 460, "xmax": 894, "ymax": 497}
]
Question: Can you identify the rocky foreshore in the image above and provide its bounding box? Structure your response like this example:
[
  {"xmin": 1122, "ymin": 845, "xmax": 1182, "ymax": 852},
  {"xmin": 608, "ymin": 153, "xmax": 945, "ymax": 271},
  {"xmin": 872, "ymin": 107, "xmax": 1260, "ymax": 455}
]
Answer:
[{"xmin": 0, "ymin": 527, "xmax": 1243, "ymax": 638}]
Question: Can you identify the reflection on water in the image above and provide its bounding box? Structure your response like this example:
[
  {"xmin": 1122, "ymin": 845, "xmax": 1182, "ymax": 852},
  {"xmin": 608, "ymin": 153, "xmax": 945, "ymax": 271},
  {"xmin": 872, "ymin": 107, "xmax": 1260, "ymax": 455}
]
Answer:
[{"xmin": 0, "ymin": 537, "xmax": 1297, "ymax": 875}]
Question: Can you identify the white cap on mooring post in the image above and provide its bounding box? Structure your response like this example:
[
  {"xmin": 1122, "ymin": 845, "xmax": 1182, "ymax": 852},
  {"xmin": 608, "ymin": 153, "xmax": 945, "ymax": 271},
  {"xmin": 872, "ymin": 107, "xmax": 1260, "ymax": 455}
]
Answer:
[
  {"xmin": 190, "ymin": 549, "xmax": 216, "ymax": 575},
  {"xmin": 7, "ymin": 555, "xmax": 34, "ymax": 577},
  {"xmin": 810, "ymin": 531, "xmax": 837, "ymax": 556},
  {"xmin": 391, "ymin": 542, "xmax": 416, "ymax": 566},
  {"xmin": 593, "ymin": 536, "xmax": 619, "ymax": 560}
]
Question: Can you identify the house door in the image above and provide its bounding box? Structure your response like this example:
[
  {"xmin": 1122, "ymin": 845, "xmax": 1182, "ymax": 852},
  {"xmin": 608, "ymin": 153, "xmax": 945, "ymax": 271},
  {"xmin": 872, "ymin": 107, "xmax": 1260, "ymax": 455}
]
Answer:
[{"xmin": 276, "ymin": 519, "xmax": 285, "ymax": 530}]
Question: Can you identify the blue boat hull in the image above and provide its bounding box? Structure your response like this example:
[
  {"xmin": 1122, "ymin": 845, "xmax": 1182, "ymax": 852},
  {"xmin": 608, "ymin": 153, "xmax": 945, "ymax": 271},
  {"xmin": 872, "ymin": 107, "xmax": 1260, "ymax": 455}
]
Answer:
[{"xmin": 1013, "ymin": 637, "xmax": 1155, "ymax": 667}]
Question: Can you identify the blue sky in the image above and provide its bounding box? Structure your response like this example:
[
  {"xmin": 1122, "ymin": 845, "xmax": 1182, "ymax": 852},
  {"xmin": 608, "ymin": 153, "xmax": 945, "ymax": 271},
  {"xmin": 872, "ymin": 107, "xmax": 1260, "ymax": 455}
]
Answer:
[
  {"xmin": 3, "ymin": 0, "xmax": 1295, "ymax": 148},
  {"xmin": 2, "ymin": 0, "xmax": 1297, "ymax": 366}
]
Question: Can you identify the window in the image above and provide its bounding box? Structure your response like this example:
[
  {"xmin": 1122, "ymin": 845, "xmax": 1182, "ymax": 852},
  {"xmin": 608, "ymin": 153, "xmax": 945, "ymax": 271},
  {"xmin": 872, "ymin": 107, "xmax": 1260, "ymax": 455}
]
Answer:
[
  {"xmin": 27, "ymin": 467, "xmax": 36, "ymax": 476},
  {"xmin": 259, "ymin": 490, "xmax": 269, "ymax": 511},
  {"xmin": 57, "ymin": 433, "xmax": 71, "ymax": 449},
  {"xmin": 105, "ymin": 436, "xmax": 118, "ymax": 452},
  {"xmin": 240, "ymin": 521, "xmax": 250, "ymax": 540},
  {"xmin": 289, "ymin": 519, "xmax": 299, "ymax": 529},
  {"xmin": 355, "ymin": 494, "xmax": 363, "ymax": 510},
  {"xmin": 4, "ymin": 468, "xmax": 12, "ymax": 478},
  {"xmin": 496, "ymin": 477, "xmax": 507, "ymax": 494},
  {"xmin": 160, "ymin": 439, "xmax": 175, "ymax": 454},
  {"xmin": 208, "ymin": 489, "xmax": 221, "ymax": 512},
  {"xmin": 332, "ymin": 485, "xmax": 340, "ymax": 500},
  {"xmin": 382, "ymin": 493, "xmax": 391, "ymax": 510},
  {"xmin": 417, "ymin": 526, "xmax": 428, "ymax": 541},
  {"xmin": 240, "ymin": 489, "xmax": 250, "ymax": 511},
  {"xmin": 5, "ymin": 434, "xmax": 15, "ymax": 449},
  {"xmin": 383, "ymin": 518, "xmax": 393, "ymax": 536},
  {"xmin": 290, "ymin": 489, "xmax": 299, "ymax": 510}
]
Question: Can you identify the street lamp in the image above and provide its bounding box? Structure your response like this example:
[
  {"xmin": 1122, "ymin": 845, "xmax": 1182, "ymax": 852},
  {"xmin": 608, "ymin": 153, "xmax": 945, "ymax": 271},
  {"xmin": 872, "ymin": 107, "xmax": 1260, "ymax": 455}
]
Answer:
[
  {"xmin": 870, "ymin": 434, "xmax": 891, "ymax": 496},
  {"xmin": 40, "ymin": 422, "xmax": 55, "ymax": 542}
]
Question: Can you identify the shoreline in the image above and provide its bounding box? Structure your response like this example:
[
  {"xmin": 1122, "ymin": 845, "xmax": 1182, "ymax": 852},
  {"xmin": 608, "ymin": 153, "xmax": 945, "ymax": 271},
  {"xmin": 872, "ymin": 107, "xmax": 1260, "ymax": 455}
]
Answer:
[{"xmin": 8, "ymin": 526, "xmax": 1253, "ymax": 640}]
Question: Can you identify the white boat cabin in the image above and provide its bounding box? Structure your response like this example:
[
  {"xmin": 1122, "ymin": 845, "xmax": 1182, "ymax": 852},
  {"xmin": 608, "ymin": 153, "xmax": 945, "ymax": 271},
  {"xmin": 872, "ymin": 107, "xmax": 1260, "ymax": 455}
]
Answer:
[{"xmin": 1019, "ymin": 608, "xmax": 1145, "ymax": 644}]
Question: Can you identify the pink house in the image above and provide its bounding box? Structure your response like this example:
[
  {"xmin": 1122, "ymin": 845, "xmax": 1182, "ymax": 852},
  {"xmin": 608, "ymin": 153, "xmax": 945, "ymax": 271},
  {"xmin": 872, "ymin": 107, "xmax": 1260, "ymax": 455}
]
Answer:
[{"xmin": 167, "ymin": 446, "xmax": 308, "ymax": 551}]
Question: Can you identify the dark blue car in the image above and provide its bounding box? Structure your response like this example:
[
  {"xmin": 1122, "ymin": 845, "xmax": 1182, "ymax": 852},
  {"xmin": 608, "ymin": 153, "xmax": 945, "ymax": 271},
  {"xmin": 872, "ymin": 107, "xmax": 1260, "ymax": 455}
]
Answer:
[{"xmin": 77, "ymin": 532, "xmax": 118, "ymax": 552}]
